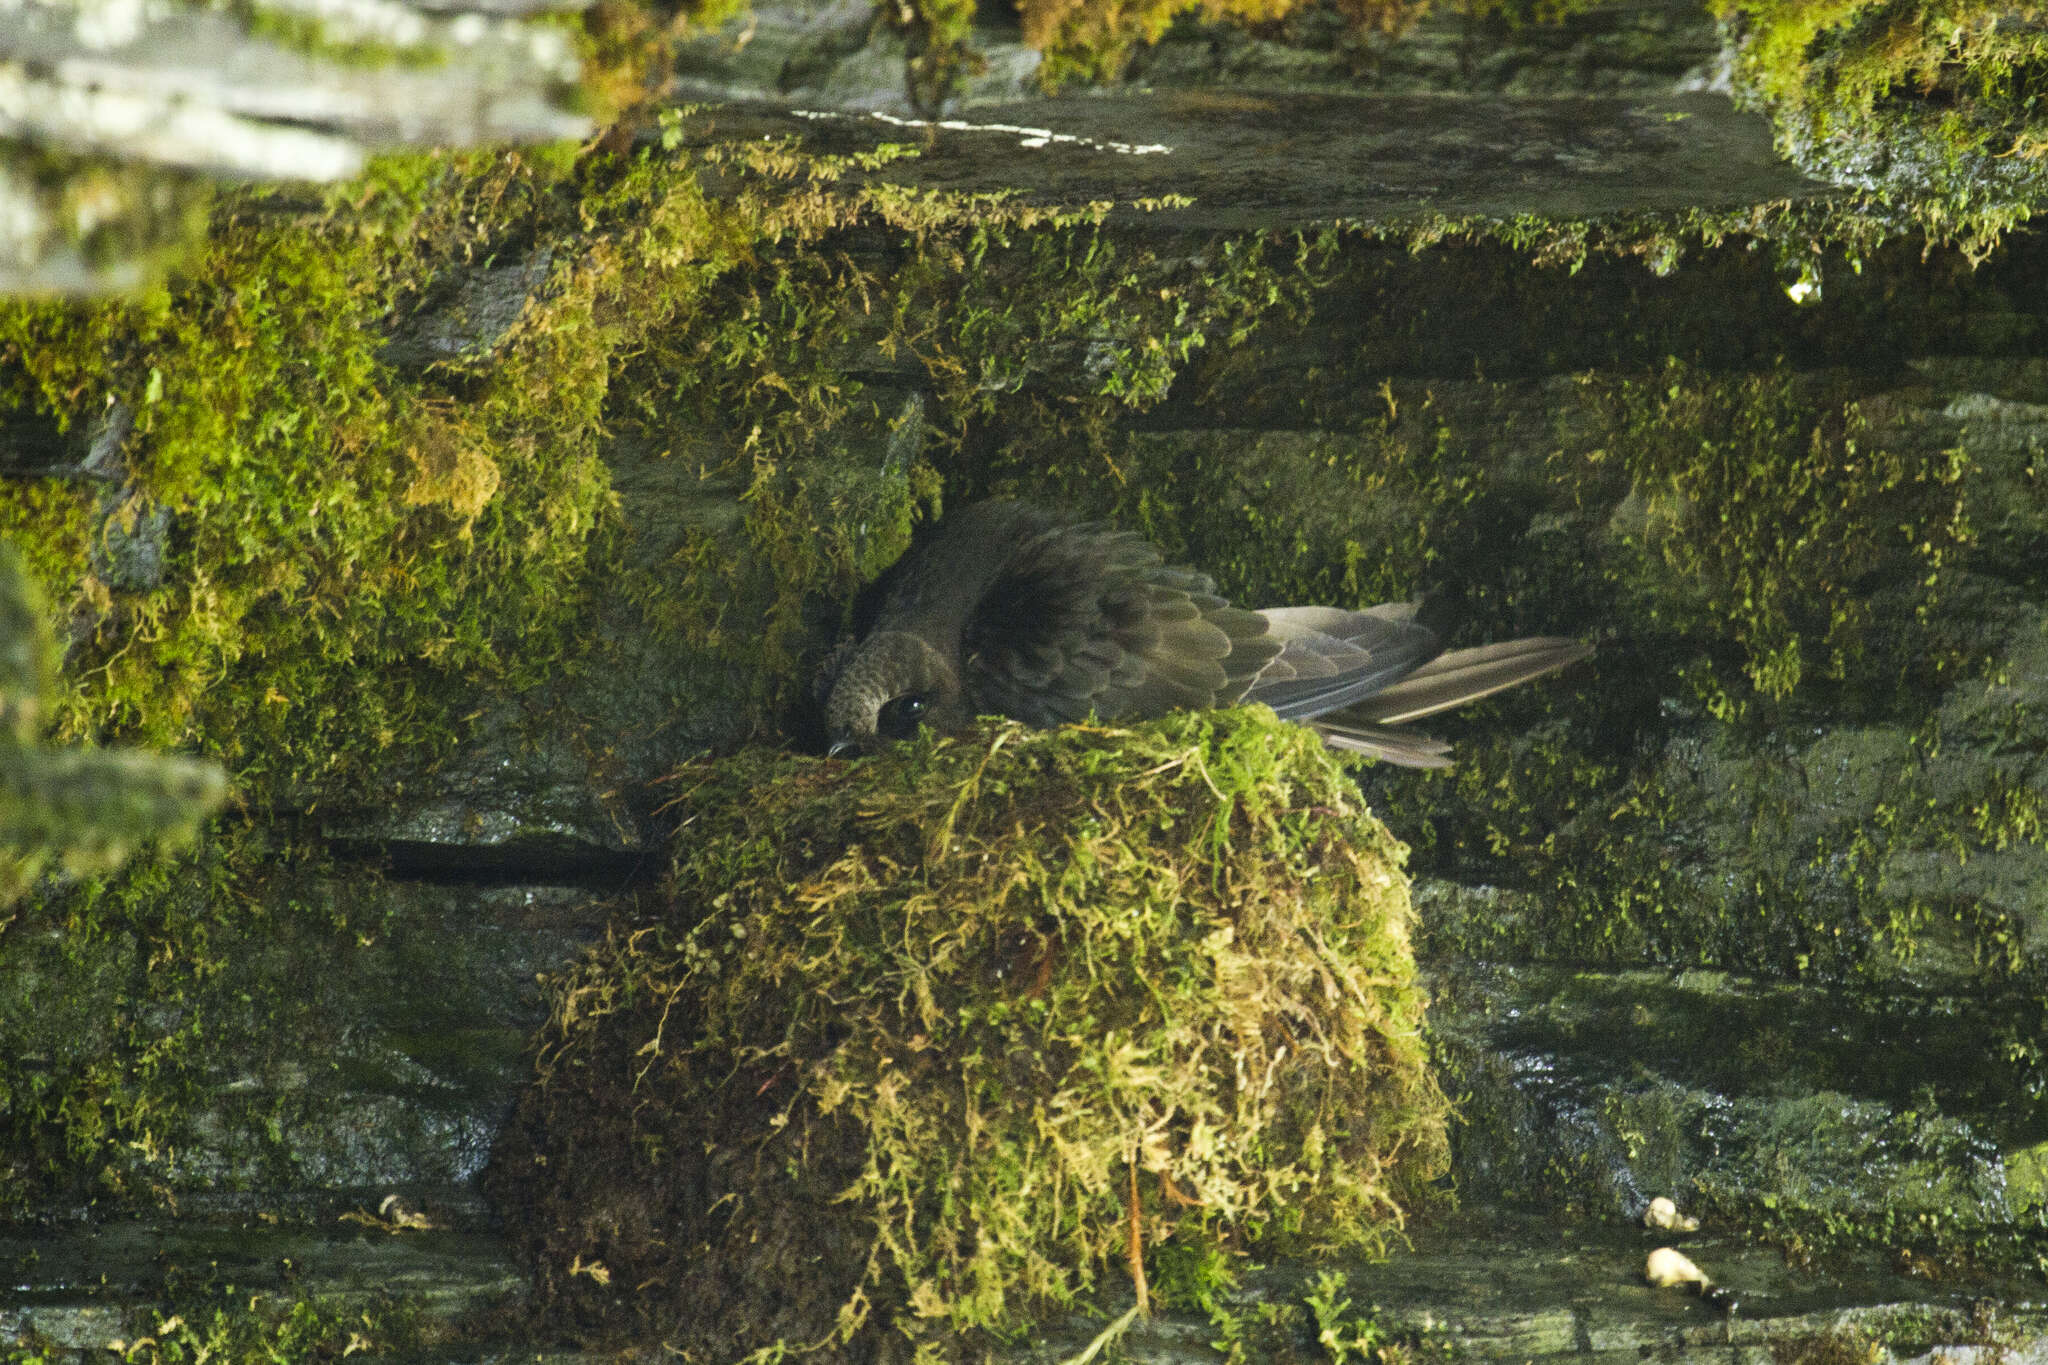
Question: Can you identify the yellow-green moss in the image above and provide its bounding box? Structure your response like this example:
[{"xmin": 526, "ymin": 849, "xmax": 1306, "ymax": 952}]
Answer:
[
  {"xmin": 1, "ymin": 152, "xmax": 609, "ymax": 801},
  {"xmin": 1182, "ymin": 265, "xmax": 2015, "ymax": 1000},
  {"xmin": 0, "ymin": 541, "xmax": 225, "ymax": 915},
  {"xmin": 100, "ymin": 1288, "xmax": 420, "ymax": 1365},
  {"xmin": 877, "ymin": 0, "xmax": 1623, "ymax": 104},
  {"xmin": 1025, "ymin": 0, "xmax": 1323, "ymax": 90},
  {"xmin": 3, "ymin": 834, "xmax": 211, "ymax": 1205},
  {"xmin": 1335, "ymin": 359, "xmax": 1986, "ymax": 982},
  {"xmin": 1587, "ymin": 359, "xmax": 1972, "ymax": 705},
  {"xmin": 570, "ymin": 155, "xmax": 2032, "ymax": 1009},
  {"xmin": 495, "ymin": 708, "xmax": 1447, "ymax": 1356},
  {"xmin": 1718, "ymin": 0, "xmax": 2048, "ymax": 261},
  {"xmin": 1721, "ymin": 0, "xmax": 2048, "ymax": 153},
  {"xmin": 0, "ymin": 820, "xmax": 379, "ymax": 1211},
  {"xmin": 0, "ymin": 137, "xmax": 972, "ymax": 801},
  {"xmin": 2, "ymin": 85, "xmax": 2036, "ymax": 1238},
  {"xmin": 0, "ymin": 125, "xmax": 1944, "ymax": 817}
]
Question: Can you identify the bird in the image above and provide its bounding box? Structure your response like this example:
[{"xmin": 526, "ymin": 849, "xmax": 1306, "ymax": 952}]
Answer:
[{"xmin": 819, "ymin": 499, "xmax": 1590, "ymax": 767}]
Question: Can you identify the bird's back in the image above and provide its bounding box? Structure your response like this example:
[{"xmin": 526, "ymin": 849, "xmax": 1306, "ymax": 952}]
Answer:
[{"xmin": 865, "ymin": 502, "xmax": 1279, "ymax": 727}]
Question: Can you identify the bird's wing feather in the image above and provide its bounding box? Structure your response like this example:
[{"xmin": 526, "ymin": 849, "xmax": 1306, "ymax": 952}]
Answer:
[
  {"xmin": 961, "ymin": 522, "xmax": 1279, "ymax": 726},
  {"xmin": 1309, "ymin": 719, "xmax": 1456, "ymax": 769},
  {"xmin": 1240, "ymin": 605, "xmax": 1444, "ymax": 720},
  {"xmin": 1328, "ymin": 638, "xmax": 1592, "ymax": 725}
]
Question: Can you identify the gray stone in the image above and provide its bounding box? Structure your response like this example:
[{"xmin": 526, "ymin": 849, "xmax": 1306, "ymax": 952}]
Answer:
[
  {"xmin": 672, "ymin": 0, "xmax": 1043, "ymax": 114},
  {"xmin": 7, "ymin": 877, "xmax": 614, "ymax": 1214},
  {"xmin": 316, "ymin": 387, "xmax": 932, "ymax": 863},
  {"xmin": 0, "ymin": 0, "xmax": 589, "ymax": 292},
  {"xmin": 669, "ymin": 0, "xmax": 1723, "ymax": 115},
  {"xmin": 383, "ymin": 249, "xmax": 556, "ymax": 371},
  {"xmin": 0, "ymin": 5, "xmax": 587, "ymax": 177},
  {"xmin": 1128, "ymin": 0, "xmax": 1723, "ymax": 98},
  {"xmin": 667, "ymin": 89, "xmax": 1828, "ymax": 231}
]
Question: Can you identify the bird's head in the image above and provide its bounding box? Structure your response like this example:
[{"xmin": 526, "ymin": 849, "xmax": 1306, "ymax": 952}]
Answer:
[{"xmin": 823, "ymin": 630, "xmax": 966, "ymax": 757}]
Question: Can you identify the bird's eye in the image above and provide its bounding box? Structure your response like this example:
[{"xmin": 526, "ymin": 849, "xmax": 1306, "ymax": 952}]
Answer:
[{"xmin": 877, "ymin": 694, "xmax": 929, "ymax": 739}]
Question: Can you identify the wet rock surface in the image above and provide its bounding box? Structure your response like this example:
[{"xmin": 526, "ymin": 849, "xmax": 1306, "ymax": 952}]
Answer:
[
  {"xmin": 92, "ymin": 246, "xmax": 2047, "ymax": 1353},
  {"xmin": 1430, "ymin": 964, "xmax": 2041, "ymax": 1245},
  {"xmin": 11, "ymin": 228, "xmax": 2048, "ymax": 1351},
  {"xmin": 1031, "ymin": 1223, "xmax": 2048, "ymax": 1365},
  {"xmin": 0, "ymin": 874, "xmax": 613, "ymax": 1227},
  {"xmin": 0, "ymin": 1220, "xmax": 529, "ymax": 1353},
  {"xmin": 666, "ymin": 89, "xmax": 1826, "ymax": 231},
  {"xmin": 5, "ymin": 1210, "xmax": 2044, "ymax": 1363}
]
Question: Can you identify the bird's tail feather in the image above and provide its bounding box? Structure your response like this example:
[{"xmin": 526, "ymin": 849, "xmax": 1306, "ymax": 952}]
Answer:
[
  {"xmin": 1307, "ymin": 636, "xmax": 1590, "ymax": 767},
  {"xmin": 1310, "ymin": 720, "xmax": 1456, "ymax": 769},
  {"xmin": 1332, "ymin": 638, "xmax": 1592, "ymax": 726}
]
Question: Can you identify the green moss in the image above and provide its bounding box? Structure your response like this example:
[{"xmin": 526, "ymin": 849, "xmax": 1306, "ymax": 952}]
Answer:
[
  {"xmin": 600, "ymin": 178, "xmax": 2041, "ymax": 1012},
  {"xmin": 1383, "ymin": 357, "xmax": 1987, "ymax": 979},
  {"xmin": 617, "ymin": 203, "xmax": 1337, "ymax": 729},
  {"xmin": 881, "ymin": 0, "xmax": 987, "ymax": 113},
  {"xmin": 94, "ymin": 1289, "xmax": 422, "ymax": 1365},
  {"xmin": 1017, "ymin": 0, "xmax": 1612, "ymax": 95},
  {"xmin": 630, "ymin": 220, "xmax": 1999, "ymax": 993},
  {"xmin": 870, "ymin": 0, "xmax": 1636, "ymax": 105},
  {"xmin": 1717, "ymin": 0, "xmax": 2048, "ymax": 262},
  {"xmin": 1, "ymin": 152, "xmax": 601, "ymax": 801},
  {"xmin": 0, "ymin": 127, "xmax": 1923, "ymax": 813},
  {"xmin": 0, "ymin": 131, "xmax": 1379, "ymax": 1204},
  {"xmin": 1587, "ymin": 360, "xmax": 1972, "ymax": 705},
  {"xmin": 572, "ymin": 1, "xmax": 752, "ymax": 130},
  {"xmin": 0, "ymin": 22, "xmax": 2006, "ymax": 815},
  {"xmin": 0, "ymin": 135, "xmax": 983, "ymax": 803},
  {"xmin": 1303, "ymin": 1269, "xmax": 1392, "ymax": 1365},
  {"xmin": 495, "ymin": 708, "xmax": 1447, "ymax": 1356},
  {"xmin": 2010, "ymin": 1141, "xmax": 2048, "ymax": 1213},
  {"xmin": 0, "ymin": 824, "xmax": 364, "ymax": 1211},
  {"xmin": 1770, "ymin": 1325, "xmax": 1885, "ymax": 1365},
  {"xmin": 2, "ymin": 73, "xmax": 2038, "ymax": 1249},
  {"xmin": 1688, "ymin": 1090, "xmax": 2047, "ymax": 1269}
]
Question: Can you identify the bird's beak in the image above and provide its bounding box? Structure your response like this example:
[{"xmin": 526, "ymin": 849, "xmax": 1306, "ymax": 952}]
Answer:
[{"xmin": 827, "ymin": 740, "xmax": 855, "ymax": 759}]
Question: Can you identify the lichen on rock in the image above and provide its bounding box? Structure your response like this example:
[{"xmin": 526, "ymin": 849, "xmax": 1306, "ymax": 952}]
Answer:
[{"xmin": 492, "ymin": 706, "xmax": 1448, "ymax": 1356}]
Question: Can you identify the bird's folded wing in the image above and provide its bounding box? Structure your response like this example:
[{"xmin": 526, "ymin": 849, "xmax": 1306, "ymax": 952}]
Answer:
[
  {"xmin": 1241, "ymin": 605, "xmax": 1444, "ymax": 720},
  {"xmin": 1329, "ymin": 637, "xmax": 1592, "ymax": 725},
  {"xmin": 963, "ymin": 523, "xmax": 1279, "ymax": 726}
]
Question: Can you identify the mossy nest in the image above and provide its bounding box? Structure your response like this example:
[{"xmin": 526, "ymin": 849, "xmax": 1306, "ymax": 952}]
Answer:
[{"xmin": 492, "ymin": 707, "xmax": 1448, "ymax": 1359}]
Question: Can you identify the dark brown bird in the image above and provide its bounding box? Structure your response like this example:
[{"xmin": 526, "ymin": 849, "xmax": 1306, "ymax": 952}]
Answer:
[{"xmin": 820, "ymin": 500, "xmax": 1590, "ymax": 767}]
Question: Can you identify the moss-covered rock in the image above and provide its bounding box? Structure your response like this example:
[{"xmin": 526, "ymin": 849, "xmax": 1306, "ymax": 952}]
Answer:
[
  {"xmin": 491, "ymin": 708, "xmax": 1447, "ymax": 1356},
  {"xmin": 1432, "ymin": 963, "xmax": 2048, "ymax": 1273},
  {"xmin": 1718, "ymin": 0, "xmax": 2048, "ymax": 260}
]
